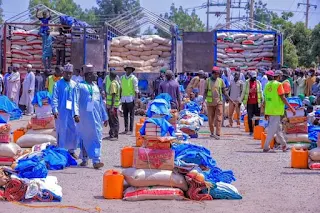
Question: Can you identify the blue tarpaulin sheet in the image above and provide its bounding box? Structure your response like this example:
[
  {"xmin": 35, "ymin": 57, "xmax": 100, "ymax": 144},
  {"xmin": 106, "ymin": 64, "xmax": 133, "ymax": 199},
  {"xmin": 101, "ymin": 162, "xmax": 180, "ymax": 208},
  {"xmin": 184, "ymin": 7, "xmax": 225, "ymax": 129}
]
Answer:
[
  {"xmin": 140, "ymin": 118, "xmax": 175, "ymax": 137},
  {"xmin": 0, "ymin": 95, "xmax": 22, "ymax": 121},
  {"xmin": 172, "ymin": 143, "xmax": 236, "ymax": 184},
  {"xmin": 42, "ymin": 146, "xmax": 77, "ymax": 170},
  {"xmin": 32, "ymin": 91, "xmax": 52, "ymax": 107}
]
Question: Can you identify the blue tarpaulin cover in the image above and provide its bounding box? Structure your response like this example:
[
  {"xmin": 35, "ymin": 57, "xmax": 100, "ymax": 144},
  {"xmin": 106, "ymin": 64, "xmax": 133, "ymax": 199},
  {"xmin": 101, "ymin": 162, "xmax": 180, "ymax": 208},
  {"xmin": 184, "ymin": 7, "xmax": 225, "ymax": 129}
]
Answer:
[
  {"xmin": 140, "ymin": 118, "xmax": 175, "ymax": 137},
  {"xmin": 172, "ymin": 143, "xmax": 236, "ymax": 184},
  {"xmin": 0, "ymin": 95, "xmax": 22, "ymax": 121},
  {"xmin": 15, "ymin": 156, "xmax": 48, "ymax": 179},
  {"xmin": 32, "ymin": 91, "xmax": 52, "ymax": 107},
  {"xmin": 42, "ymin": 146, "xmax": 77, "ymax": 170}
]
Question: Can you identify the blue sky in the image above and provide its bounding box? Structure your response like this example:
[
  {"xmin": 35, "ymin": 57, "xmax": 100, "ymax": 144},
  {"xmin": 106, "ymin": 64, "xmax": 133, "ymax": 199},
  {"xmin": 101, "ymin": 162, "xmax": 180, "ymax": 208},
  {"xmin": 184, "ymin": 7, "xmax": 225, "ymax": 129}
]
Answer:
[{"xmin": 2, "ymin": 0, "xmax": 320, "ymax": 29}]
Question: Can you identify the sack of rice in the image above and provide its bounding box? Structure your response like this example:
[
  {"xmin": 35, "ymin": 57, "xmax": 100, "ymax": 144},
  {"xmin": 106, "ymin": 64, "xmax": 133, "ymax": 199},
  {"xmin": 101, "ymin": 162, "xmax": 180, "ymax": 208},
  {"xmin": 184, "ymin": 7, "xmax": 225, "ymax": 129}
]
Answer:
[
  {"xmin": 111, "ymin": 39, "xmax": 120, "ymax": 47},
  {"xmin": 140, "ymin": 55, "xmax": 159, "ymax": 61},
  {"xmin": 309, "ymin": 148, "xmax": 320, "ymax": 161},
  {"xmin": 127, "ymin": 55, "xmax": 141, "ymax": 61},
  {"xmin": 26, "ymin": 129, "xmax": 56, "ymax": 138},
  {"xmin": 122, "ymin": 168, "xmax": 188, "ymax": 191},
  {"xmin": 233, "ymin": 33, "xmax": 248, "ymax": 39},
  {"xmin": 120, "ymin": 51, "xmax": 130, "ymax": 57},
  {"xmin": 151, "ymin": 50, "xmax": 162, "ymax": 55},
  {"xmin": 154, "ymin": 45, "xmax": 171, "ymax": 52},
  {"xmin": 117, "ymin": 36, "xmax": 132, "ymax": 46},
  {"xmin": 109, "ymin": 61, "xmax": 121, "ymax": 67},
  {"xmin": 109, "ymin": 56, "xmax": 123, "ymax": 62},
  {"xmin": 0, "ymin": 143, "xmax": 21, "ymax": 158},
  {"xmin": 161, "ymin": 52, "xmax": 171, "ymax": 58},
  {"xmin": 129, "ymin": 51, "xmax": 141, "ymax": 56},
  {"xmin": 123, "ymin": 186, "xmax": 185, "ymax": 201},
  {"xmin": 16, "ymin": 134, "xmax": 57, "ymax": 148},
  {"xmin": 111, "ymin": 47, "xmax": 129, "ymax": 52},
  {"xmin": 130, "ymin": 60, "xmax": 144, "ymax": 67},
  {"xmin": 140, "ymin": 51, "xmax": 152, "ymax": 56},
  {"xmin": 263, "ymin": 34, "xmax": 274, "ymax": 41},
  {"xmin": 142, "ymin": 38, "xmax": 153, "ymax": 45},
  {"xmin": 131, "ymin": 38, "xmax": 142, "ymax": 45}
]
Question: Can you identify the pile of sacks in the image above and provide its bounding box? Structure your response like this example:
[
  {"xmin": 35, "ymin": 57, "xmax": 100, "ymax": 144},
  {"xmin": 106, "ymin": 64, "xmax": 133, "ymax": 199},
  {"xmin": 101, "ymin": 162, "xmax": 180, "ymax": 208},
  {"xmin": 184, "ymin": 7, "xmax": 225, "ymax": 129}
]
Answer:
[
  {"xmin": 0, "ymin": 143, "xmax": 77, "ymax": 202},
  {"xmin": 6, "ymin": 29, "xmax": 72, "ymax": 72},
  {"xmin": 123, "ymin": 117, "xmax": 181, "ymax": 201},
  {"xmin": 109, "ymin": 35, "xmax": 171, "ymax": 72},
  {"xmin": 216, "ymin": 32, "xmax": 275, "ymax": 70},
  {"xmin": 282, "ymin": 98, "xmax": 310, "ymax": 149},
  {"xmin": 16, "ymin": 94, "xmax": 56, "ymax": 149},
  {"xmin": 0, "ymin": 118, "xmax": 23, "ymax": 166}
]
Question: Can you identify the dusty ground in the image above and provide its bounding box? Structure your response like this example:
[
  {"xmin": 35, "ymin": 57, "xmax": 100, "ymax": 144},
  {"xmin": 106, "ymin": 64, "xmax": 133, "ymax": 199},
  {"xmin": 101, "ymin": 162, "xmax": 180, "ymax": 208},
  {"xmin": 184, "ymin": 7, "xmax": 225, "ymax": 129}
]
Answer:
[{"xmin": 1, "ymin": 116, "xmax": 319, "ymax": 213}]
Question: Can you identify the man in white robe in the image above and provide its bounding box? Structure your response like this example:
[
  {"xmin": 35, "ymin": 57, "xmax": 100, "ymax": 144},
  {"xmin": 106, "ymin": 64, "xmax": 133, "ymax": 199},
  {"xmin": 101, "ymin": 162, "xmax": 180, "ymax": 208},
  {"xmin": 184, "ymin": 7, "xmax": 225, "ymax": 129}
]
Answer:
[
  {"xmin": 19, "ymin": 64, "xmax": 35, "ymax": 115},
  {"xmin": 7, "ymin": 65, "xmax": 21, "ymax": 105}
]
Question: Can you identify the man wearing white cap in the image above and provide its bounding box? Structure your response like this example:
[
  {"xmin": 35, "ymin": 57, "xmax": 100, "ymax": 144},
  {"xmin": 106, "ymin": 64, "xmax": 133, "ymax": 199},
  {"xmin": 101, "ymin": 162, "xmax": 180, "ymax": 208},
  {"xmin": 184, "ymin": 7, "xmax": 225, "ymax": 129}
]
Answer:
[
  {"xmin": 241, "ymin": 71, "xmax": 263, "ymax": 136},
  {"xmin": 19, "ymin": 64, "xmax": 35, "ymax": 115},
  {"xmin": 52, "ymin": 63, "xmax": 78, "ymax": 159},
  {"xmin": 73, "ymin": 64, "xmax": 108, "ymax": 169},
  {"xmin": 7, "ymin": 64, "xmax": 21, "ymax": 105}
]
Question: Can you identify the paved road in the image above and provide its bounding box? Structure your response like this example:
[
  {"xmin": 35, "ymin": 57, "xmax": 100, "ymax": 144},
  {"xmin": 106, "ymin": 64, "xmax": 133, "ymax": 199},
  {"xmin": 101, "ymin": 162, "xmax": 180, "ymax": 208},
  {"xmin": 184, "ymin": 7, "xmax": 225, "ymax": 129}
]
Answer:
[{"xmin": 2, "ymin": 116, "xmax": 319, "ymax": 213}]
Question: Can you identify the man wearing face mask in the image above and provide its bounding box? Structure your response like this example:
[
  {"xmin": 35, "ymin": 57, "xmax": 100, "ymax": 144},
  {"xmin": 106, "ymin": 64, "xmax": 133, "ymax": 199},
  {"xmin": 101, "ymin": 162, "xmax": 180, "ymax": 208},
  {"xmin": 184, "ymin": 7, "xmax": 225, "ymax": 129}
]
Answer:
[
  {"xmin": 204, "ymin": 66, "xmax": 234, "ymax": 140},
  {"xmin": 241, "ymin": 71, "xmax": 263, "ymax": 136}
]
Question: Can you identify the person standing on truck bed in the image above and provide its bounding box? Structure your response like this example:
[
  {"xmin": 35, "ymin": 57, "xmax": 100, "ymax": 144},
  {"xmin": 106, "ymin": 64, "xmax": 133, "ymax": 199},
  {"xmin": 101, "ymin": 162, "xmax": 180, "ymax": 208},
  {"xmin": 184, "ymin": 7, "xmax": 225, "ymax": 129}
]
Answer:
[
  {"xmin": 55, "ymin": 28, "xmax": 66, "ymax": 66},
  {"xmin": 153, "ymin": 68, "xmax": 166, "ymax": 98},
  {"xmin": 120, "ymin": 65, "xmax": 139, "ymax": 135}
]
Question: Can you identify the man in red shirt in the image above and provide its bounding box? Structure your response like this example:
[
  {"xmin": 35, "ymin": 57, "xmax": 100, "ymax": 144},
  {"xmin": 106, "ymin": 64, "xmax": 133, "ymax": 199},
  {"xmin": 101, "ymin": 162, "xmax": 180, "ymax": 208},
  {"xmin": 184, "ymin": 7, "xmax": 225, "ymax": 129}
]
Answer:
[{"xmin": 241, "ymin": 71, "xmax": 263, "ymax": 135}]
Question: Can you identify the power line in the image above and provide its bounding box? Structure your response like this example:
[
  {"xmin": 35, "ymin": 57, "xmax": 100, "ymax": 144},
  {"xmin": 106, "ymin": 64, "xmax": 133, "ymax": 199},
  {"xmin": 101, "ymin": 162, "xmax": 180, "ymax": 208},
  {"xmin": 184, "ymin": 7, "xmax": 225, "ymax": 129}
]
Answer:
[{"xmin": 297, "ymin": 0, "xmax": 317, "ymax": 28}]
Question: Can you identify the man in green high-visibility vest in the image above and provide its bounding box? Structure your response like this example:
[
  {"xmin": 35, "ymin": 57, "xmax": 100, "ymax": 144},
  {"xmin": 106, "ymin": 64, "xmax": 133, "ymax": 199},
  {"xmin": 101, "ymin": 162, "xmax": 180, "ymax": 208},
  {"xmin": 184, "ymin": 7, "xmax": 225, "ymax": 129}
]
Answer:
[
  {"xmin": 263, "ymin": 70, "xmax": 296, "ymax": 152},
  {"xmin": 120, "ymin": 65, "xmax": 139, "ymax": 135},
  {"xmin": 106, "ymin": 71, "xmax": 120, "ymax": 141}
]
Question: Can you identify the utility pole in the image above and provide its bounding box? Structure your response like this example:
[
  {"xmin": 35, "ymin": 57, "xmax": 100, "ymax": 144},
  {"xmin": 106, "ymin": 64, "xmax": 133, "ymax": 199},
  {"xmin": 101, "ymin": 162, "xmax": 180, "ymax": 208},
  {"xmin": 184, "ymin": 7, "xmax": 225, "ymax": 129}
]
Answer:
[
  {"xmin": 298, "ymin": 0, "xmax": 317, "ymax": 28},
  {"xmin": 207, "ymin": 0, "xmax": 210, "ymax": 31},
  {"xmin": 250, "ymin": 0, "xmax": 254, "ymax": 28},
  {"xmin": 226, "ymin": 0, "xmax": 231, "ymax": 29}
]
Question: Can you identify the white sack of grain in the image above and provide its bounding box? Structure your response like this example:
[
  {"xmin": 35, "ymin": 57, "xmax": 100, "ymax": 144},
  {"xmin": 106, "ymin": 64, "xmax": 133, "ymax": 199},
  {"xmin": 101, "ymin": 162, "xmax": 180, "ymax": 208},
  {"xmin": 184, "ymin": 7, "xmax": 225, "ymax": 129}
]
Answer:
[
  {"xmin": 260, "ymin": 52, "xmax": 274, "ymax": 57},
  {"xmin": 217, "ymin": 43, "xmax": 229, "ymax": 49},
  {"xmin": 109, "ymin": 61, "xmax": 121, "ymax": 67},
  {"xmin": 25, "ymin": 36, "xmax": 38, "ymax": 42},
  {"xmin": 140, "ymin": 55, "xmax": 159, "ymax": 61},
  {"xmin": 120, "ymin": 51, "xmax": 130, "ymax": 57},
  {"xmin": 154, "ymin": 45, "xmax": 171, "ymax": 52},
  {"xmin": 129, "ymin": 51, "xmax": 141, "ymax": 56},
  {"xmin": 161, "ymin": 52, "xmax": 171, "ymax": 58},
  {"xmin": 117, "ymin": 36, "xmax": 132, "ymax": 46},
  {"xmin": 127, "ymin": 55, "xmax": 141, "ymax": 61},
  {"xmin": 111, "ymin": 47, "xmax": 129, "ymax": 52},
  {"xmin": 140, "ymin": 51, "xmax": 152, "ymax": 56},
  {"xmin": 111, "ymin": 52, "xmax": 121, "ymax": 56},
  {"xmin": 111, "ymin": 39, "xmax": 120, "ymax": 47},
  {"xmin": 130, "ymin": 60, "xmax": 144, "ymax": 67},
  {"xmin": 109, "ymin": 56, "xmax": 123, "ymax": 62},
  {"xmin": 217, "ymin": 33, "xmax": 228, "ymax": 39},
  {"xmin": 263, "ymin": 34, "xmax": 274, "ymax": 41},
  {"xmin": 233, "ymin": 33, "xmax": 248, "ymax": 39}
]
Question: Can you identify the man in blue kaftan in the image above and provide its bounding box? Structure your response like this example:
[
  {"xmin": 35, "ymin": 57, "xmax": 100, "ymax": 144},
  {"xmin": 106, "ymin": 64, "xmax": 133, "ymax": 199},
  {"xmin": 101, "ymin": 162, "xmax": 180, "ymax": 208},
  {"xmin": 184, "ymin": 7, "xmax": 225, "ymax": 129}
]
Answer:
[
  {"xmin": 52, "ymin": 63, "xmax": 78, "ymax": 159},
  {"xmin": 73, "ymin": 64, "xmax": 108, "ymax": 169}
]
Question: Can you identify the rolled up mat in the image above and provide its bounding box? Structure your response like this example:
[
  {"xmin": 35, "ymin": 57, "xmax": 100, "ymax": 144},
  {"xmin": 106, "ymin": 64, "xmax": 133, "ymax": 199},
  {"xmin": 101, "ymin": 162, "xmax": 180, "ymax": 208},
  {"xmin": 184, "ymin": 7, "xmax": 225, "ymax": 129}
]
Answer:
[{"xmin": 4, "ymin": 179, "xmax": 27, "ymax": 201}]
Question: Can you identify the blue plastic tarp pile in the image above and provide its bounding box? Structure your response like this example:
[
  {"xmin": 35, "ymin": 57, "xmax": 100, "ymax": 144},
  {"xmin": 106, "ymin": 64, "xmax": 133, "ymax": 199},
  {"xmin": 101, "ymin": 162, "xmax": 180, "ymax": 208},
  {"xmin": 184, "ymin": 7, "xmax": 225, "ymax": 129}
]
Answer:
[
  {"xmin": 32, "ymin": 91, "xmax": 52, "ymax": 107},
  {"xmin": 0, "ymin": 95, "xmax": 22, "ymax": 121},
  {"xmin": 172, "ymin": 143, "xmax": 236, "ymax": 184}
]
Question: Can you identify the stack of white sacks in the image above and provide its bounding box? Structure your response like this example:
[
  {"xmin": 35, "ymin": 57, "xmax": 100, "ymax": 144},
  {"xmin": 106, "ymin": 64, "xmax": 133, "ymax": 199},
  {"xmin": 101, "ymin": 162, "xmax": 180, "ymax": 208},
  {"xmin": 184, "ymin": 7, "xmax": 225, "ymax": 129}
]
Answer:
[
  {"xmin": 109, "ymin": 35, "xmax": 171, "ymax": 72},
  {"xmin": 216, "ymin": 32, "xmax": 275, "ymax": 69},
  {"xmin": 6, "ymin": 29, "xmax": 72, "ymax": 72}
]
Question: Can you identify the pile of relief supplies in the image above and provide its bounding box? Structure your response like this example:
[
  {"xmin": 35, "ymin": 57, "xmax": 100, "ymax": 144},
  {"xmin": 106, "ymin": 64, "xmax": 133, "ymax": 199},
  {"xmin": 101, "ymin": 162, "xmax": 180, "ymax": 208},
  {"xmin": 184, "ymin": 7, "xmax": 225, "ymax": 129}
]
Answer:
[
  {"xmin": 116, "ymin": 93, "xmax": 242, "ymax": 201},
  {"xmin": 281, "ymin": 97, "xmax": 310, "ymax": 149},
  {"xmin": 15, "ymin": 91, "xmax": 57, "ymax": 149},
  {"xmin": 178, "ymin": 101, "xmax": 203, "ymax": 138},
  {"xmin": 0, "ymin": 91, "xmax": 77, "ymax": 201}
]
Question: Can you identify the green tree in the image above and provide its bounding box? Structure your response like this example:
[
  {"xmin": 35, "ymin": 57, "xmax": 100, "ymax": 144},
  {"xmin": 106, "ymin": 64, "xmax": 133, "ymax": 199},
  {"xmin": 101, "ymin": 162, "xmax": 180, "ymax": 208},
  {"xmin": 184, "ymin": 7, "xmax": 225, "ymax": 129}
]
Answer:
[
  {"xmin": 143, "ymin": 26, "xmax": 155, "ymax": 35},
  {"xmin": 157, "ymin": 3, "xmax": 205, "ymax": 38},
  {"xmin": 311, "ymin": 24, "xmax": 320, "ymax": 67},
  {"xmin": 283, "ymin": 39, "xmax": 298, "ymax": 69},
  {"xmin": 29, "ymin": 0, "xmax": 83, "ymax": 17},
  {"xmin": 0, "ymin": 0, "xmax": 3, "ymax": 24}
]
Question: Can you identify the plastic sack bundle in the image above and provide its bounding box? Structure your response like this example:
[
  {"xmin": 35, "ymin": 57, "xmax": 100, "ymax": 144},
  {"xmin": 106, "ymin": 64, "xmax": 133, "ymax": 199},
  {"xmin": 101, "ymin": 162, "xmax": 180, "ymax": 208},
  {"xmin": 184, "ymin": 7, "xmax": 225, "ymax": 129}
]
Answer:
[
  {"xmin": 0, "ymin": 143, "xmax": 21, "ymax": 158},
  {"xmin": 308, "ymin": 159, "xmax": 320, "ymax": 170},
  {"xmin": 15, "ymin": 156, "xmax": 48, "ymax": 179},
  {"xmin": 309, "ymin": 148, "xmax": 320, "ymax": 161},
  {"xmin": 123, "ymin": 186, "xmax": 185, "ymax": 201},
  {"xmin": 0, "ymin": 96, "xmax": 22, "ymax": 121},
  {"xmin": 202, "ymin": 182, "xmax": 242, "ymax": 200},
  {"xmin": 32, "ymin": 91, "xmax": 52, "ymax": 107},
  {"xmin": 284, "ymin": 133, "xmax": 310, "ymax": 143},
  {"xmin": 122, "ymin": 168, "xmax": 188, "ymax": 191},
  {"xmin": 172, "ymin": 143, "xmax": 236, "ymax": 184}
]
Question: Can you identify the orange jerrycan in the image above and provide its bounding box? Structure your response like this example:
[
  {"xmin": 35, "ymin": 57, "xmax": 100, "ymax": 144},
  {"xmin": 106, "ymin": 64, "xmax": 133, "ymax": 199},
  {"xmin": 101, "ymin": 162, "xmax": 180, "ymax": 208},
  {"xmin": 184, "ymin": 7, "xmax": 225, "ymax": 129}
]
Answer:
[
  {"xmin": 13, "ymin": 130, "xmax": 25, "ymax": 143},
  {"xmin": 291, "ymin": 147, "xmax": 308, "ymax": 169},
  {"xmin": 261, "ymin": 132, "xmax": 274, "ymax": 149},
  {"xmin": 135, "ymin": 122, "xmax": 143, "ymax": 138},
  {"xmin": 136, "ymin": 137, "xmax": 144, "ymax": 147},
  {"xmin": 244, "ymin": 115, "xmax": 249, "ymax": 132},
  {"xmin": 103, "ymin": 170, "xmax": 124, "ymax": 199},
  {"xmin": 121, "ymin": 147, "xmax": 134, "ymax": 168},
  {"xmin": 254, "ymin": 126, "xmax": 264, "ymax": 140},
  {"xmin": 140, "ymin": 117, "xmax": 147, "ymax": 124}
]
